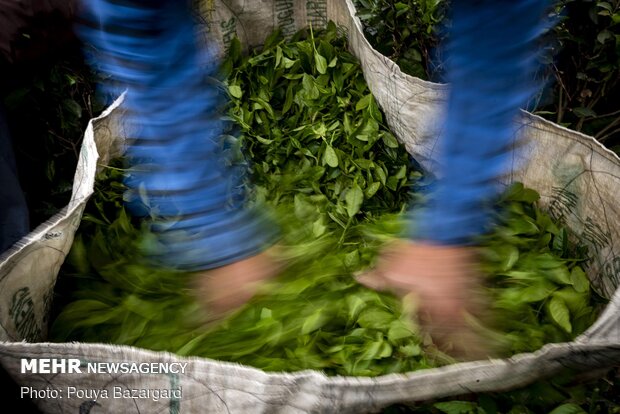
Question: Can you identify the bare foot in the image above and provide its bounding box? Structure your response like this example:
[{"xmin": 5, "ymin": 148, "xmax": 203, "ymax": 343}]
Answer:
[
  {"xmin": 357, "ymin": 240, "xmax": 492, "ymax": 361},
  {"xmin": 192, "ymin": 245, "xmax": 284, "ymax": 323}
]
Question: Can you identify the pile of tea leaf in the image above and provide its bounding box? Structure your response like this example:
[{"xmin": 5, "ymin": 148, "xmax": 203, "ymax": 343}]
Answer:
[{"xmin": 51, "ymin": 23, "xmax": 604, "ymax": 377}]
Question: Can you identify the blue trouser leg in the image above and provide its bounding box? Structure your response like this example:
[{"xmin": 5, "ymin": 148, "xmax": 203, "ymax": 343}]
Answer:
[
  {"xmin": 409, "ymin": 0, "xmax": 550, "ymax": 245},
  {"xmin": 78, "ymin": 0, "xmax": 278, "ymax": 270}
]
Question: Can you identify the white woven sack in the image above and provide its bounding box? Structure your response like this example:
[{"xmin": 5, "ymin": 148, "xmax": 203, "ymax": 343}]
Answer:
[{"xmin": 1, "ymin": 1, "xmax": 619, "ymax": 413}]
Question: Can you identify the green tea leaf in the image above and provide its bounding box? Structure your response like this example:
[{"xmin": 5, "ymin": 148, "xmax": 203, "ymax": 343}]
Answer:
[
  {"xmin": 346, "ymin": 295, "xmax": 365, "ymax": 321},
  {"xmin": 434, "ymin": 401, "xmax": 480, "ymax": 414},
  {"xmin": 501, "ymin": 245, "xmax": 519, "ymax": 271},
  {"xmin": 569, "ymin": 267, "xmax": 589, "ymax": 293},
  {"xmin": 312, "ymin": 217, "xmax": 327, "ymax": 237},
  {"xmin": 344, "ymin": 250, "xmax": 359, "ymax": 268},
  {"xmin": 381, "ymin": 132, "xmax": 399, "ymax": 148},
  {"xmin": 545, "ymin": 266, "xmax": 572, "ymax": 285},
  {"xmin": 548, "ymin": 403, "xmax": 587, "ymax": 414},
  {"xmin": 553, "ymin": 288, "xmax": 589, "ymax": 315},
  {"xmin": 365, "ymin": 182, "xmax": 381, "ymax": 199},
  {"xmin": 519, "ymin": 282, "xmax": 556, "ymax": 303},
  {"xmin": 294, "ymin": 194, "xmax": 316, "ymax": 219},
  {"xmin": 399, "ymin": 343, "xmax": 421, "ymax": 357},
  {"xmin": 520, "ymin": 188, "xmax": 540, "ymax": 203},
  {"xmin": 282, "ymin": 57, "xmax": 296, "ymax": 69},
  {"xmin": 374, "ymin": 165, "xmax": 387, "ymax": 185},
  {"xmin": 356, "ymin": 94, "xmax": 372, "ymax": 111},
  {"xmin": 275, "ymin": 46, "xmax": 283, "ymax": 68},
  {"xmin": 228, "ymin": 84, "xmax": 243, "ymax": 98},
  {"xmin": 547, "ymin": 295, "xmax": 572, "ymax": 334},
  {"xmin": 323, "ymin": 145, "xmax": 339, "ymax": 168},
  {"xmin": 387, "ymin": 320, "xmax": 413, "ymax": 342},
  {"xmin": 68, "ymin": 235, "xmax": 90, "ymax": 274},
  {"xmin": 345, "ymin": 183, "xmax": 364, "ymax": 217},
  {"xmin": 315, "ymin": 51, "xmax": 328, "ymax": 74},
  {"xmin": 357, "ymin": 308, "xmax": 395, "ymax": 328},
  {"xmin": 255, "ymin": 135, "xmax": 273, "ymax": 145},
  {"xmin": 301, "ymin": 309, "xmax": 329, "ymax": 334}
]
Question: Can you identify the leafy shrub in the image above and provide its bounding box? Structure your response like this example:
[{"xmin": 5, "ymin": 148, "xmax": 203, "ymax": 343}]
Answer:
[
  {"xmin": 533, "ymin": 0, "xmax": 620, "ymax": 151},
  {"xmin": 354, "ymin": 0, "xmax": 447, "ymax": 80}
]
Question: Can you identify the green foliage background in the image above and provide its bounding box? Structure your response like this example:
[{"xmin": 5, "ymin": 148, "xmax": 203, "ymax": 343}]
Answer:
[{"xmin": 354, "ymin": 0, "xmax": 620, "ymax": 152}]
